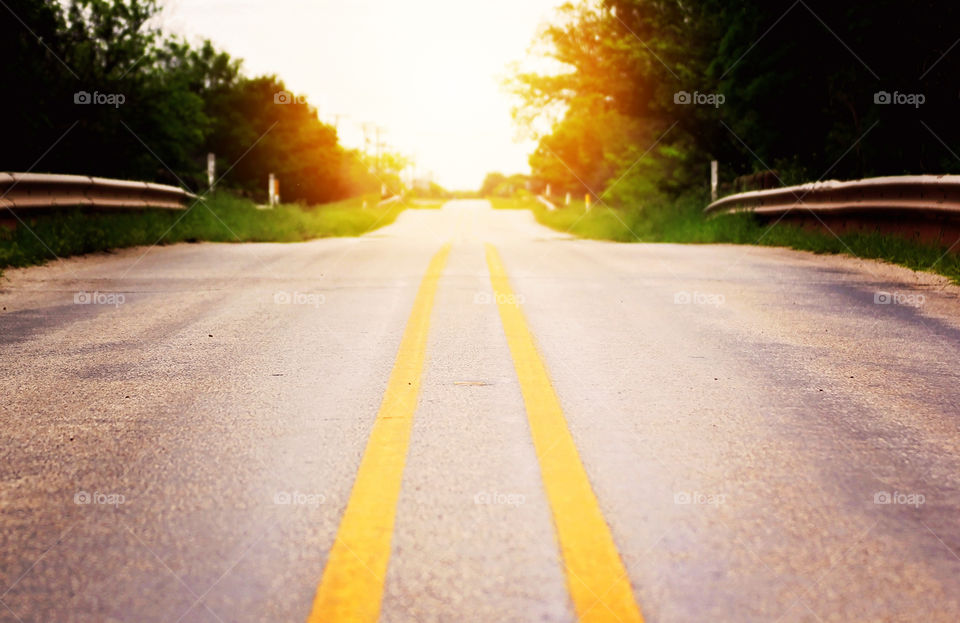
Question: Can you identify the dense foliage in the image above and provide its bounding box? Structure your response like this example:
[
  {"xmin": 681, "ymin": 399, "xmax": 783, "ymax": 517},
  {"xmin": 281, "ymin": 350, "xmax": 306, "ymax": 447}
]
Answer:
[
  {"xmin": 479, "ymin": 172, "xmax": 531, "ymax": 197},
  {"xmin": 3, "ymin": 0, "xmax": 379, "ymax": 203},
  {"xmin": 512, "ymin": 0, "xmax": 960, "ymax": 203}
]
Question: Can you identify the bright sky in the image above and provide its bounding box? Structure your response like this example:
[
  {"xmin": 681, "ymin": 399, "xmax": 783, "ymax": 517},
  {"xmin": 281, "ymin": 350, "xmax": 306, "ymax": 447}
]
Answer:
[{"xmin": 160, "ymin": 0, "xmax": 562, "ymax": 190}]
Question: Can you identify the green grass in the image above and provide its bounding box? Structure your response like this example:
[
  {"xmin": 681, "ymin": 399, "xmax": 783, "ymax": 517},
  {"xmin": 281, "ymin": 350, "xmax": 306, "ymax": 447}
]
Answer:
[
  {"xmin": 500, "ymin": 193, "xmax": 960, "ymax": 283},
  {"xmin": 491, "ymin": 196, "xmax": 661, "ymax": 242},
  {"xmin": 0, "ymin": 193, "xmax": 405, "ymax": 273},
  {"xmin": 489, "ymin": 197, "xmax": 536, "ymax": 210},
  {"xmin": 9, "ymin": 192, "xmax": 957, "ymax": 284}
]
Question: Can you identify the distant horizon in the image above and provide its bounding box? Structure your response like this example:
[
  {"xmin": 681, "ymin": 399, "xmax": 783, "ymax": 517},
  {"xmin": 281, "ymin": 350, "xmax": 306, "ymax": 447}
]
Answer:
[{"xmin": 159, "ymin": 0, "xmax": 561, "ymax": 190}]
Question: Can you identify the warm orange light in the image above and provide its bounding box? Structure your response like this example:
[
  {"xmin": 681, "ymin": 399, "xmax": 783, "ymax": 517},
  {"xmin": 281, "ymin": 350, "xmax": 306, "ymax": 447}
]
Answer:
[{"xmin": 163, "ymin": 0, "xmax": 564, "ymax": 189}]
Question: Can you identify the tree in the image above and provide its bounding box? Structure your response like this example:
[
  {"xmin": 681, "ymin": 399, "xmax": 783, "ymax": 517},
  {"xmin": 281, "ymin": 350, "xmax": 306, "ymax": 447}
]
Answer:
[
  {"xmin": 480, "ymin": 172, "xmax": 507, "ymax": 196},
  {"xmin": 512, "ymin": 0, "xmax": 960, "ymax": 205},
  {"xmin": 3, "ymin": 0, "xmax": 377, "ymax": 204}
]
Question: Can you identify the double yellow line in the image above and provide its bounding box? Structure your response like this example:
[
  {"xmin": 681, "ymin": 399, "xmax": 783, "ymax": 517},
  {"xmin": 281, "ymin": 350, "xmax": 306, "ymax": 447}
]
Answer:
[{"xmin": 307, "ymin": 243, "xmax": 643, "ymax": 623}]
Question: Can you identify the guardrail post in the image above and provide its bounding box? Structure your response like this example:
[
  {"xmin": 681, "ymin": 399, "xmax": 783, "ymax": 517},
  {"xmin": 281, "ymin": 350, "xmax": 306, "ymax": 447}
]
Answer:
[
  {"xmin": 207, "ymin": 153, "xmax": 216, "ymax": 191},
  {"xmin": 710, "ymin": 160, "xmax": 718, "ymax": 202},
  {"xmin": 268, "ymin": 173, "xmax": 278, "ymax": 207}
]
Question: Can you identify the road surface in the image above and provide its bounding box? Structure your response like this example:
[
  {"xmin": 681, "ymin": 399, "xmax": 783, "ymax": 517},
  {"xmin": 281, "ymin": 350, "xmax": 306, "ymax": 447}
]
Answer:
[{"xmin": 2, "ymin": 200, "xmax": 960, "ymax": 622}]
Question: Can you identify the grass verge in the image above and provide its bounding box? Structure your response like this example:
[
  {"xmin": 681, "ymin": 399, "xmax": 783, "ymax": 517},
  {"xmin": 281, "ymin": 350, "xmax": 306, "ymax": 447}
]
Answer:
[
  {"xmin": 0, "ymin": 193, "xmax": 406, "ymax": 273},
  {"xmin": 492, "ymin": 195, "xmax": 960, "ymax": 283}
]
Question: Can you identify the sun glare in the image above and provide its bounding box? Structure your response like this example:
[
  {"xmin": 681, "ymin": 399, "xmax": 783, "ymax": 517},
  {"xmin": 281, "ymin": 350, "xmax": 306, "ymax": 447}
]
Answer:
[{"xmin": 161, "ymin": 0, "xmax": 562, "ymax": 190}]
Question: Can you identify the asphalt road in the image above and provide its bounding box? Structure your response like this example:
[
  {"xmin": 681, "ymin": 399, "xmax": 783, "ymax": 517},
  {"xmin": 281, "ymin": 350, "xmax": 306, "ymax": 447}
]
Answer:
[{"xmin": 2, "ymin": 200, "xmax": 960, "ymax": 622}]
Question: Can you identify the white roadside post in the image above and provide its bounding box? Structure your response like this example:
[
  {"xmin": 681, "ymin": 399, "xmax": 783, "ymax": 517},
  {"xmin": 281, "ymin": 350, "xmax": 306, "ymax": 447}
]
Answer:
[
  {"xmin": 585, "ymin": 194, "xmax": 591, "ymax": 212},
  {"xmin": 268, "ymin": 173, "xmax": 276, "ymax": 207},
  {"xmin": 711, "ymin": 160, "xmax": 718, "ymax": 202},
  {"xmin": 207, "ymin": 153, "xmax": 215, "ymax": 191},
  {"xmin": 565, "ymin": 192, "xmax": 571, "ymax": 206},
  {"xmin": 546, "ymin": 183, "xmax": 552, "ymax": 198}
]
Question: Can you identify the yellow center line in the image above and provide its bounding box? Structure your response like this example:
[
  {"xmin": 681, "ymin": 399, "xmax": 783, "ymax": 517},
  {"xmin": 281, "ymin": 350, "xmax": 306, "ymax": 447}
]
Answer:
[
  {"xmin": 484, "ymin": 243, "xmax": 645, "ymax": 623},
  {"xmin": 307, "ymin": 243, "xmax": 451, "ymax": 623}
]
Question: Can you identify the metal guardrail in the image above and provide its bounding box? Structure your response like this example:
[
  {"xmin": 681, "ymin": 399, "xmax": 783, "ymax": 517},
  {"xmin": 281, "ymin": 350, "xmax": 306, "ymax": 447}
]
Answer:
[
  {"xmin": 536, "ymin": 195, "xmax": 558, "ymax": 211},
  {"xmin": 705, "ymin": 175, "xmax": 960, "ymax": 218},
  {"xmin": 0, "ymin": 172, "xmax": 196, "ymax": 211}
]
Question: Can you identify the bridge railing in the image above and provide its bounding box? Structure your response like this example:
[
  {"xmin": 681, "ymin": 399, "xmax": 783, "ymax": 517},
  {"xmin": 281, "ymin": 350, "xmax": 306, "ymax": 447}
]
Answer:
[
  {"xmin": 0, "ymin": 172, "xmax": 196, "ymax": 211},
  {"xmin": 705, "ymin": 175, "xmax": 960, "ymax": 218}
]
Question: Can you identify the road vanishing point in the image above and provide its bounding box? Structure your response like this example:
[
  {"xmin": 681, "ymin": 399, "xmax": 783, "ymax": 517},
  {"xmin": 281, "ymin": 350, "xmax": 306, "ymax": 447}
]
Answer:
[{"xmin": 2, "ymin": 200, "xmax": 960, "ymax": 622}]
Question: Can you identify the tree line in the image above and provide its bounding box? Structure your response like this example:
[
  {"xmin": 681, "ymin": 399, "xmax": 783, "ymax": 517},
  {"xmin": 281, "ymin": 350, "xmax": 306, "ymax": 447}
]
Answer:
[
  {"xmin": 511, "ymin": 0, "xmax": 960, "ymax": 204},
  {"xmin": 3, "ymin": 0, "xmax": 380, "ymax": 204}
]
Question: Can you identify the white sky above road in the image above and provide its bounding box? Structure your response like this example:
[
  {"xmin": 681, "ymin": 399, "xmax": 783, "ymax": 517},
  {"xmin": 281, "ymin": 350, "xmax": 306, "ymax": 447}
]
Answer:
[{"xmin": 160, "ymin": 0, "xmax": 563, "ymax": 190}]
